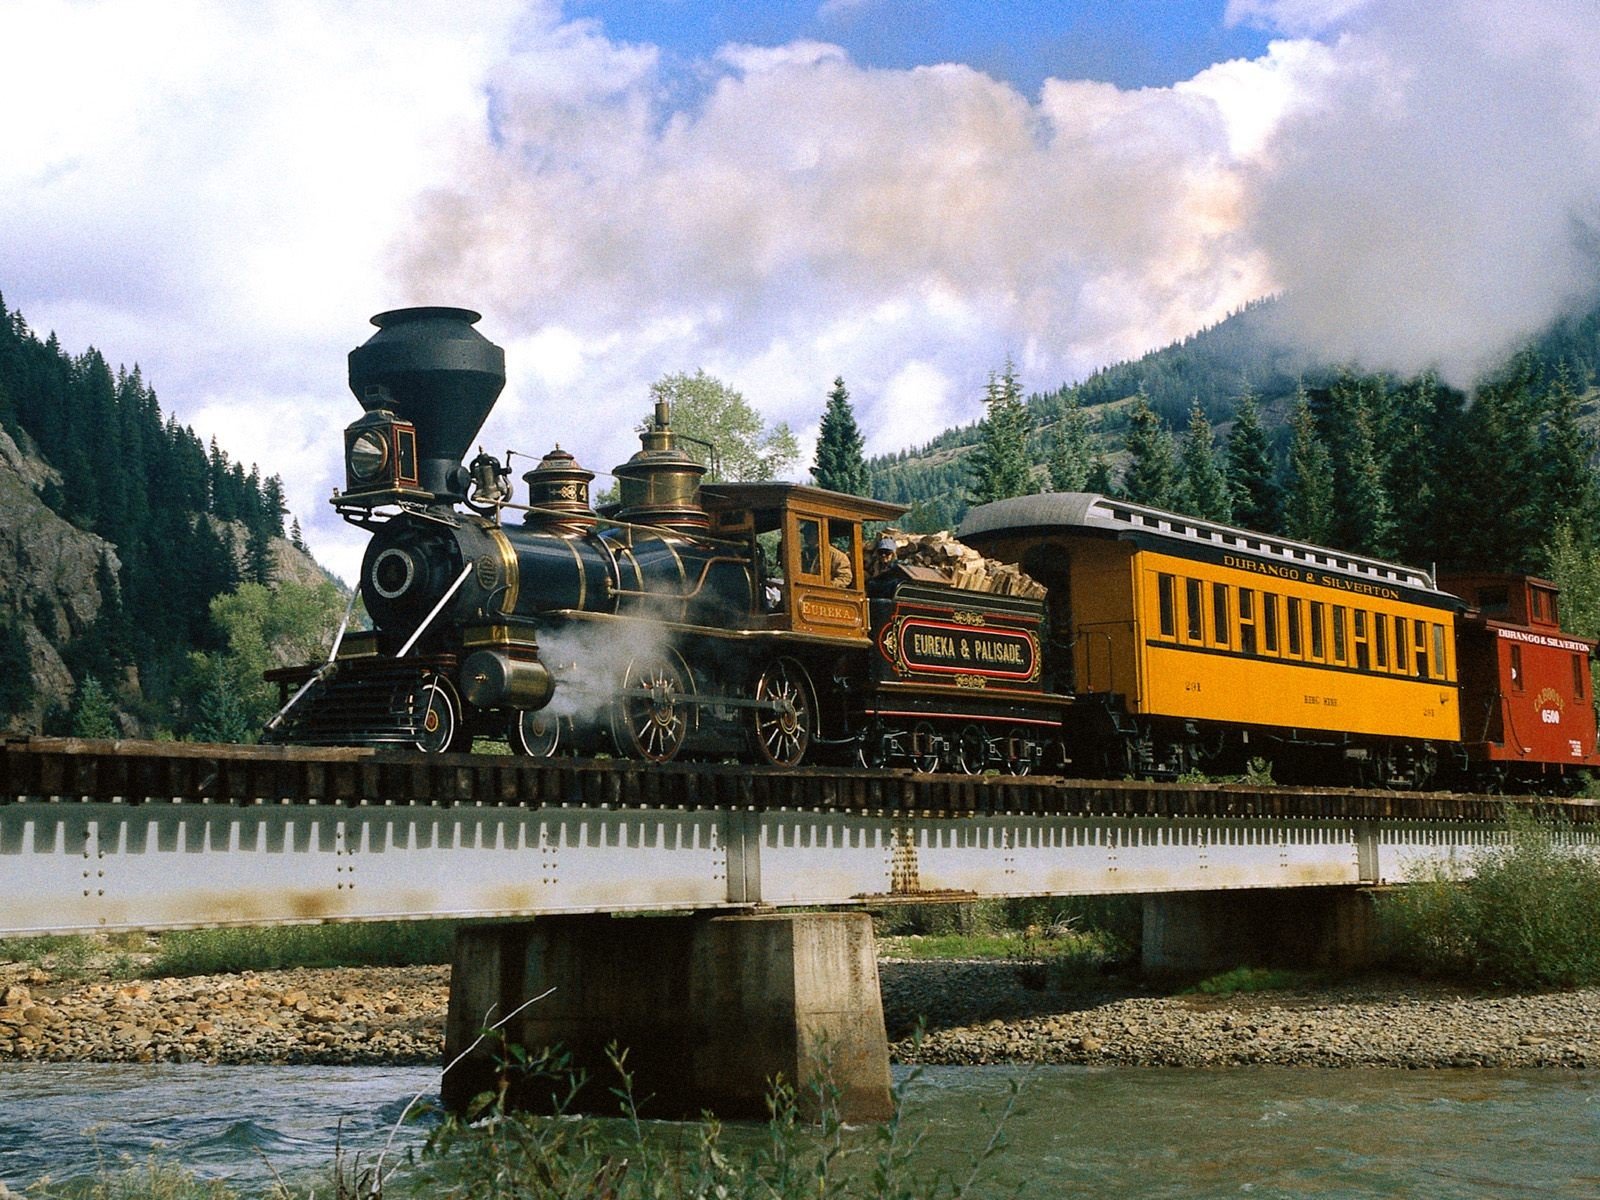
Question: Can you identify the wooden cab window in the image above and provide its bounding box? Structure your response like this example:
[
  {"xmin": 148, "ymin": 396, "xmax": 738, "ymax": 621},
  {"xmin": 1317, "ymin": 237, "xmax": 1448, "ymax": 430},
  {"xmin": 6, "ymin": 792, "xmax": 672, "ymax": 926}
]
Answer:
[
  {"xmin": 1239, "ymin": 588, "xmax": 1257, "ymax": 655},
  {"xmin": 1575, "ymin": 654, "xmax": 1588, "ymax": 700},
  {"xmin": 1352, "ymin": 609, "xmax": 1369, "ymax": 670},
  {"xmin": 1287, "ymin": 598, "xmax": 1303, "ymax": 657},
  {"xmin": 1212, "ymin": 583, "xmax": 1231, "ymax": 647},
  {"xmin": 1262, "ymin": 592, "xmax": 1279, "ymax": 655},
  {"xmin": 1309, "ymin": 601, "xmax": 1327, "ymax": 660},
  {"xmin": 1332, "ymin": 604, "xmax": 1348, "ymax": 663},
  {"xmin": 1393, "ymin": 616, "xmax": 1408, "ymax": 672},
  {"xmin": 1374, "ymin": 612, "xmax": 1388, "ymax": 669}
]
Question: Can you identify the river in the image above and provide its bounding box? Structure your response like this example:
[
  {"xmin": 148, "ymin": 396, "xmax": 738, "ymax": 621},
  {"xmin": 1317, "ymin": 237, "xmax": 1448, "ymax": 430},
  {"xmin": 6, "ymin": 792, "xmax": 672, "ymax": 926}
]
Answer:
[{"xmin": 1, "ymin": 1063, "xmax": 1596, "ymax": 1197}]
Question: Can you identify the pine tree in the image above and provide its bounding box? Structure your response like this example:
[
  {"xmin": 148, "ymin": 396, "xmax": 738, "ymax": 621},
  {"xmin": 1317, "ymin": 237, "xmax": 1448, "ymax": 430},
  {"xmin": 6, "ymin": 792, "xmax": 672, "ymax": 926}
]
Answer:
[
  {"xmin": 812, "ymin": 376, "xmax": 869, "ymax": 496},
  {"xmin": 0, "ymin": 615, "xmax": 34, "ymax": 723},
  {"xmin": 1120, "ymin": 392, "xmax": 1179, "ymax": 509},
  {"xmin": 191, "ymin": 678, "xmax": 255, "ymax": 744},
  {"xmin": 1046, "ymin": 392, "xmax": 1094, "ymax": 492},
  {"xmin": 968, "ymin": 360, "xmax": 1033, "ymax": 504},
  {"xmin": 290, "ymin": 518, "xmax": 308, "ymax": 552},
  {"xmin": 1177, "ymin": 401, "xmax": 1232, "ymax": 522},
  {"xmin": 1282, "ymin": 388, "xmax": 1335, "ymax": 545},
  {"xmin": 1086, "ymin": 454, "xmax": 1116, "ymax": 496},
  {"xmin": 1541, "ymin": 364, "xmax": 1600, "ymax": 548},
  {"xmin": 1225, "ymin": 384, "xmax": 1278, "ymax": 532},
  {"xmin": 70, "ymin": 675, "xmax": 118, "ymax": 739},
  {"xmin": 1341, "ymin": 403, "xmax": 1394, "ymax": 557}
]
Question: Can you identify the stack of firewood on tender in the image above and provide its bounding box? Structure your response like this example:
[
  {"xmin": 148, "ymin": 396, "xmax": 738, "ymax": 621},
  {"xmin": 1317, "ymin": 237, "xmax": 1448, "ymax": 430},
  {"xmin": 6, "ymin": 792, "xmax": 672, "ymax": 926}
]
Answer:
[{"xmin": 877, "ymin": 530, "xmax": 1047, "ymax": 598}]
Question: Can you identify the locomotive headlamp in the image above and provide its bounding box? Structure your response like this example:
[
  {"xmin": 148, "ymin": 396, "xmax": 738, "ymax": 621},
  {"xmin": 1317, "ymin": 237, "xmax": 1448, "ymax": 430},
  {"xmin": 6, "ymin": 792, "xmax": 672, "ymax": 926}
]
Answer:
[{"xmin": 348, "ymin": 429, "xmax": 390, "ymax": 481}]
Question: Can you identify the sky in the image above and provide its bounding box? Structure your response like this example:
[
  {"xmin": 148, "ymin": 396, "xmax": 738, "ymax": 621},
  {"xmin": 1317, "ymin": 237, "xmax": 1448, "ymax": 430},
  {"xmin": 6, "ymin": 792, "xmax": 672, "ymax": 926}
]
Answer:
[{"xmin": 3, "ymin": 0, "xmax": 1600, "ymax": 585}]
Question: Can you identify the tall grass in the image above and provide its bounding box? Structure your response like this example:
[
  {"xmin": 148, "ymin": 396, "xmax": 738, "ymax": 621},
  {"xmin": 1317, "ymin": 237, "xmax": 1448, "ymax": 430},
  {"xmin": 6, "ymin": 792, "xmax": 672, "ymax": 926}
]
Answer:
[
  {"xmin": 151, "ymin": 921, "xmax": 457, "ymax": 976},
  {"xmin": 1380, "ymin": 813, "xmax": 1600, "ymax": 987}
]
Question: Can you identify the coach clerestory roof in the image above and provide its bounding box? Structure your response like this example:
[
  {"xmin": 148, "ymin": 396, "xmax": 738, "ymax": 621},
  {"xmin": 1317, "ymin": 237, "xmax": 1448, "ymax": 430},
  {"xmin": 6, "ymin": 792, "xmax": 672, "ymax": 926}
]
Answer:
[{"xmin": 960, "ymin": 492, "xmax": 1452, "ymax": 601}]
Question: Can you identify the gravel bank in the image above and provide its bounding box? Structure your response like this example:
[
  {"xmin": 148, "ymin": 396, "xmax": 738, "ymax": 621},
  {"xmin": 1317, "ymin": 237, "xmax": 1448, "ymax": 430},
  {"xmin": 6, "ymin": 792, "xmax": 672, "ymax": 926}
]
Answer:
[{"xmin": 3, "ymin": 958, "xmax": 1596, "ymax": 1070}]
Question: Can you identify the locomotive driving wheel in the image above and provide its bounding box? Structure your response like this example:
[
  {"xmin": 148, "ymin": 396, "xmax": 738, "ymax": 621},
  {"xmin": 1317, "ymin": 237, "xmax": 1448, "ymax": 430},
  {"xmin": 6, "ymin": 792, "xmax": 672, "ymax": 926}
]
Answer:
[
  {"xmin": 407, "ymin": 672, "xmax": 467, "ymax": 754},
  {"xmin": 749, "ymin": 657, "xmax": 815, "ymax": 767},
  {"xmin": 611, "ymin": 655, "xmax": 691, "ymax": 763},
  {"xmin": 508, "ymin": 709, "xmax": 561, "ymax": 757}
]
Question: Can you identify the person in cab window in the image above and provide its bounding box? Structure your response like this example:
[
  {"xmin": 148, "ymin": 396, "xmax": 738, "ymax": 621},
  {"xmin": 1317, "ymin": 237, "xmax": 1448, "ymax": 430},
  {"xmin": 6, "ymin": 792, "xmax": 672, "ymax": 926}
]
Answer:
[
  {"xmin": 827, "ymin": 537, "xmax": 854, "ymax": 587},
  {"xmin": 869, "ymin": 536, "xmax": 898, "ymax": 579}
]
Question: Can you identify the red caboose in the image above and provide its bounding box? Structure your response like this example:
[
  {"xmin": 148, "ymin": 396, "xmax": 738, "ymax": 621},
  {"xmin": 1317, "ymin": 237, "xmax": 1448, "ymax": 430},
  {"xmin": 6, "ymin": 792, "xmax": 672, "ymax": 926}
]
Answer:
[{"xmin": 1445, "ymin": 574, "xmax": 1600, "ymax": 791}]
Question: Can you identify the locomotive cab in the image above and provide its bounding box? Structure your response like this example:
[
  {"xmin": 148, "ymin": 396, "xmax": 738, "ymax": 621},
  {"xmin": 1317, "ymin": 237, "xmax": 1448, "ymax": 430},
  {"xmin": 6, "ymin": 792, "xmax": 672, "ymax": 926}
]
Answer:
[{"xmin": 702, "ymin": 483, "xmax": 906, "ymax": 640}]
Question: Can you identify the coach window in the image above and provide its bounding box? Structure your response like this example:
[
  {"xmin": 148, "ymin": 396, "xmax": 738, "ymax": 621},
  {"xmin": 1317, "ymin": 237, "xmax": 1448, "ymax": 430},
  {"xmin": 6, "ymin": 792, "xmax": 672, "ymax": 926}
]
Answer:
[
  {"xmin": 1375, "ymin": 611, "xmax": 1389, "ymax": 669},
  {"xmin": 1262, "ymin": 592, "xmax": 1280, "ymax": 654},
  {"xmin": 1287, "ymin": 598, "xmax": 1304, "ymax": 657},
  {"xmin": 1185, "ymin": 578, "xmax": 1204, "ymax": 641},
  {"xmin": 1353, "ymin": 609, "xmax": 1370, "ymax": 670},
  {"xmin": 1332, "ymin": 605, "xmax": 1348, "ymax": 664},
  {"xmin": 1239, "ymin": 588, "xmax": 1257, "ymax": 655},
  {"xmin": 1432, "ymin": 624, "xmax": 1447, "ymax": 680},
  {"xmin": 1510, "ymin": 643, "xmax": 1524, "ymax": 691},
  {"xmin": 1158, "ymin": 573, "xmax": 1177, "ymax": 638},
  {"xmin": 1393, "ymin": 616, "xmax": 1408, "ymax": 673},
  {"xmin": 1310, "ymin": 601, "xmax": 1327, "ymax": 660},
  {"xmin": 1413, "ymin": 619, "xmax": 1429, "ymax": 678},
  {"xmin": 1212, "ymin": 583, "xmax": 1231, "ymax": 647}
]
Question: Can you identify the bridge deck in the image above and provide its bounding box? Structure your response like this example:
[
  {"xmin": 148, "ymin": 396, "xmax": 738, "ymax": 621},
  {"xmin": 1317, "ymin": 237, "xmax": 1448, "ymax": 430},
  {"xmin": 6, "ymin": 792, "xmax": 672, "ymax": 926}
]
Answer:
[{"xmin": 3, "ymin": 737, "xmax": 1596, "ymax": 936}]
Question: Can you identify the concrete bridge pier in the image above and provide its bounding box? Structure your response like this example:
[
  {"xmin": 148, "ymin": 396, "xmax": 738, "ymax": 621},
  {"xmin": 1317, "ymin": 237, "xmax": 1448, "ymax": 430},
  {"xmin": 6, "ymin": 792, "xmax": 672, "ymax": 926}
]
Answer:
[
  {"xmin": 1141, "ymin": 885, "xmax": 1380, "ymax": 977},
  {"xmin": 442, "ymin": 911, "xmax": 894, "ymax": 1122}
]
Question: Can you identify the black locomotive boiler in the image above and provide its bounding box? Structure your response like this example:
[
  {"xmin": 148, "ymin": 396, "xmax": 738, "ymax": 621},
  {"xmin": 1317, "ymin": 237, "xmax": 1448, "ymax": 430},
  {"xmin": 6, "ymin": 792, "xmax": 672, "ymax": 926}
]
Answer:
[{"xmin": 265, "ymin": 306, "xmax": 1070, "ymax": 771}]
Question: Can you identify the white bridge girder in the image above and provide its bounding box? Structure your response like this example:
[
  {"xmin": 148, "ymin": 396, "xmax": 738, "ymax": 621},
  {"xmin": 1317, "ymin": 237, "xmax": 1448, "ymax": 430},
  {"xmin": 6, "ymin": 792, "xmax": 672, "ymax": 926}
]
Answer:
[{"xmin": 1, "ymin": 799, "xmax": 1578, "ymax": 936}]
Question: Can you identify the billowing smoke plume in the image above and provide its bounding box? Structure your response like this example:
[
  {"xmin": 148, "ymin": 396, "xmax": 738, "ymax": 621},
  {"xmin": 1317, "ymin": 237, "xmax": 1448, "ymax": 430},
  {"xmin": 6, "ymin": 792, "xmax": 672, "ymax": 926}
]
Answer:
[
  {"xmin": 398, "ymin": 0, "xmax": 1600, "ymax": 479},
  {"xmin": 1238, "ymin": 0, "xmax": 1600, "ymax": 381}
]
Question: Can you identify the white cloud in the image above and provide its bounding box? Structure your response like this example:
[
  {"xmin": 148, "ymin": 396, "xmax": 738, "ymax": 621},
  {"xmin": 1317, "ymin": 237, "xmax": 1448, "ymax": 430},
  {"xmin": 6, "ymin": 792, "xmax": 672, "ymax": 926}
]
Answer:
[
  {"xmin": 5, "ymin": 0, "xmax": 1599, "ymax": 586},
  {"xmin": 1243, "ymin": 0, "xmax": 1600, "ymax": 380}
]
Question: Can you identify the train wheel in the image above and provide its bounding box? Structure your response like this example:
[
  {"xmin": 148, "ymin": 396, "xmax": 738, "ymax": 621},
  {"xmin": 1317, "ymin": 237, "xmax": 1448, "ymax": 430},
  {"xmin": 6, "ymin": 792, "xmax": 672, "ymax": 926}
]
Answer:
[
  {"xmin": 909, "ymin": 721, "xmax": 941, "ymax": 774},
  {"xmin": 612, "ymin": 657, "xmax": 689, "ymax": 763},
  {"xmin": 855, "ymin": 722, "xmax": 890, "ymax": 769},
  {"xmin": 1003, "ymin": 727, "xmax": 1034, "ymax": 776},
  {"xmin": 408, "ymin": 672, "xmax": 465, "ymax": 754},
  {"xmin": 508, "ymin": 709, "xmax": 561, "ymax": 757},
  {"xmin": 750, "ymin": 658, "xmax": 815, "ymax": 767},
  {"xmin": 956, "ymin": 724, "xmax": 988, "ymax": 774}
]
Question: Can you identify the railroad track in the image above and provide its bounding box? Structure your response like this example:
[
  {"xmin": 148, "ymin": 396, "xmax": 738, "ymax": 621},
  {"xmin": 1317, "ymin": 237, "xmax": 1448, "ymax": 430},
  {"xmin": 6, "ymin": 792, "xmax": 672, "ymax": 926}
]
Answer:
[{"xmin": 5, "ymin": 735, "xmax": 1596, "ymax": 824}]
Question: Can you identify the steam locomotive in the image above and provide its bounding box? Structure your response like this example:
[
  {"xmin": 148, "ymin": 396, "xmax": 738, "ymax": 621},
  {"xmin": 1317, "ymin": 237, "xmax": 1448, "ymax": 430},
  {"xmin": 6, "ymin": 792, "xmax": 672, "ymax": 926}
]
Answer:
[
  {"xmin": 265, "ymin": 306, "xmax": 1600, "ymax": 791},
  {"xmin": 265, "ymin": 306, "xmax": 1067, "ymax": 772}
]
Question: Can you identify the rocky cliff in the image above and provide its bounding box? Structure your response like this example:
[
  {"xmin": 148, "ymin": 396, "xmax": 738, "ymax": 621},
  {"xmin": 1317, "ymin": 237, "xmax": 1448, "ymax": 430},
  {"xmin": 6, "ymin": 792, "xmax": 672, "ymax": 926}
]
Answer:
[
  {"xmin": 0, "ymin": 424, "xmax": 121, "ymax": 732},
  {"xmin": 0, "ymin": 426, "xmax": 332, "ymax": 734}
]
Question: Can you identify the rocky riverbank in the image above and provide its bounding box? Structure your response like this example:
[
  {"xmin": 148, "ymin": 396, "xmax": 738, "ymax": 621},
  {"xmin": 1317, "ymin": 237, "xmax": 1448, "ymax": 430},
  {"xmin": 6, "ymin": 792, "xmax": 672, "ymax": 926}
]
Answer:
[{"xmin": 3, "ymin": 957, "xmax": 1597, "ymax": 1070}]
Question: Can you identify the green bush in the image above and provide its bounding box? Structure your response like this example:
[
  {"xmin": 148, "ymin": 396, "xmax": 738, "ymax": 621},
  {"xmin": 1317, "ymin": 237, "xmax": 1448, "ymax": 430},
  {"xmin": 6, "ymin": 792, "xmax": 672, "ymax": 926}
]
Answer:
[
  {"xmin": 151, "ymin": 920, "xmax": 457, "ymax": 976},
  {"xmin": 1380, "ymin": 814, "xmax": 1600, "ymax": 987}
]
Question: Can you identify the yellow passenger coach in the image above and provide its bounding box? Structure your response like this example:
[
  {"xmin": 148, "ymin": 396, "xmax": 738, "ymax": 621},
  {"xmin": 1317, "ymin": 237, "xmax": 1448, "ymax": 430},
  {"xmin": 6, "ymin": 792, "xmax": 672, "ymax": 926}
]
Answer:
[{"xmin": 960, "ymin": 493, "xmax": 1462, "ymax": 786}]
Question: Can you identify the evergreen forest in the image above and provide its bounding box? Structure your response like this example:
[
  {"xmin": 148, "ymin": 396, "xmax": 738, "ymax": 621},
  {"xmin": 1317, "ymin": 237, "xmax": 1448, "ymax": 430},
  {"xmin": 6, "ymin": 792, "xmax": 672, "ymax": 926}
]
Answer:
[
  {"xmin": 870, "ymin": 298, "xmax": 1600, "ymax": 602},
  {"xmin": 0, "ymin": 293, "xmax": 318, "ymax": 734}
]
